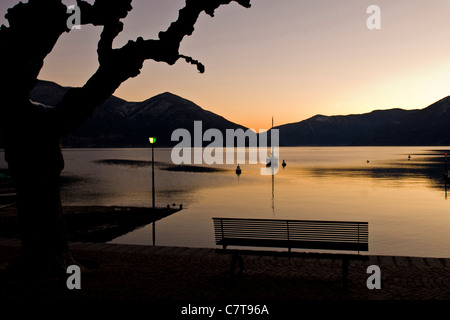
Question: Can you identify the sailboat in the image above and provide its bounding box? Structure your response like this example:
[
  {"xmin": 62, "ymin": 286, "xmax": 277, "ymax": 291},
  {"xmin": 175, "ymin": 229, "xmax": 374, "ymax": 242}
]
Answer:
[{"xmin": 266, "ymin": 116, "xmax": 278, "ymax": 168}]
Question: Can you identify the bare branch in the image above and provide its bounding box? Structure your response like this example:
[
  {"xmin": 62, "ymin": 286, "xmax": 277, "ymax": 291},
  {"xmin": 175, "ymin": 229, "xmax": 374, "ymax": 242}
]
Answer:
[
  {"xmin": 76, "ymin": 0, "xmax": 132, "ymax": 27},
  {"xmin": 96, "ymin": 0, "xmax": 252, "ymax": 77},
  {"xmin": 54, "ymin": 0, "xmax": 251, "ymax": 132},
  {"xmin": 159, "ymin": 0, "xmax": 251, "ymax": 44},
  {"xmin": 180, "ymin": 55, "xmax": 205, "ymax": 74},
  {"xmin": 1, "ymin": 0, "xmax": 250, "ymax": 133},
  {"xmin": 97, "ymin": 20, "xmax": 124, "ymax": 65}
]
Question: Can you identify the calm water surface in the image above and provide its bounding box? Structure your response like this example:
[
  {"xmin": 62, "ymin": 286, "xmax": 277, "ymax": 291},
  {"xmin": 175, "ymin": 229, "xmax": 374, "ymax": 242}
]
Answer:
[{"xmin": 2, "ymin": 147, "xmax": 450, "ymax": 257}]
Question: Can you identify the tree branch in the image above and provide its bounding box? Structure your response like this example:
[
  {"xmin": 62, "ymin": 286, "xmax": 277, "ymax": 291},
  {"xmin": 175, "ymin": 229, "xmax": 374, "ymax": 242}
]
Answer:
[
  {"xmin": 1, "ymin": 0, "xmax": 251, "ymax": 135},
  {"xmin": 54, "ymin": 0, "xmax": 251, "ymax": 134},
  {"xmin": 159, "ymin": 0, "xmax": 251, "ymax": 44},
  {"xmin": 92, "ymin": 0, "xmax": 251, "ymax": 77},
  {"xmin": 76, "ymin": 0, "xmax": 132, "ymax": 27}
]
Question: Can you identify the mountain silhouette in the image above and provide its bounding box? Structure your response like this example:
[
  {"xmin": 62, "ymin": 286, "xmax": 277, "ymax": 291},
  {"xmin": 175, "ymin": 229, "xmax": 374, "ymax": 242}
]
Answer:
[
  {"xmin": 274, "ymin": 109, "xmax": 415, "ymax": 146},
  {"xmin": 273, "ymin": 96, "xmax": 450, "ymax": 146},
  {"xmin": 2, "ymin": 80, "xmax": 450, "ymax": 148},
  {"xmin": 353, "ymin": 96, "xmax": 450, "ymax": 145},
  {"xmin": 28, "ymin": 80, "xmax": 246, "ymax": 147}
]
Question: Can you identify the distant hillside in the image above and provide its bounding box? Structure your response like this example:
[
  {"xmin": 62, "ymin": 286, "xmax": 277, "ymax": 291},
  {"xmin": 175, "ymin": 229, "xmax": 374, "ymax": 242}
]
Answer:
[
  {"xmin": 28, "ymin": 80, "xmax": 246, "ymax": 147},
  {"xmin": 274, "ymin": 109, "xmax": 417, "ymax": 146},
  {"xmin": 273, "ymin": 96, "xmax": 450, "ymax": 146},
  {"xmin": 2, "ymin": 80, "xmax": 450, "ymax": 148},
  {"xmin": 353, "ymin": 96, "xmax": 450, "ymax": 146}
]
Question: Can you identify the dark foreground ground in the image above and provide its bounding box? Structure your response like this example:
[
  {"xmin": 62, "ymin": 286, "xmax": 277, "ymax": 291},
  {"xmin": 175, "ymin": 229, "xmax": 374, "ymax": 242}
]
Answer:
[{"xmin": 1, "ymin": 237, "xmax": 449, "ymax": 316}]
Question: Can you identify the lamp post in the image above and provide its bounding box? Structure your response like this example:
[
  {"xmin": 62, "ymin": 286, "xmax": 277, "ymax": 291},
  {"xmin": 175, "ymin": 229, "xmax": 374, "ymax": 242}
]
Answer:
[
  {"xmin": 445, "ymin": 152, "xmax": 448, "ymax": 174},
  {"xmin": 149, "ymin": 137, "xmax": 156, "ymax": 209}
]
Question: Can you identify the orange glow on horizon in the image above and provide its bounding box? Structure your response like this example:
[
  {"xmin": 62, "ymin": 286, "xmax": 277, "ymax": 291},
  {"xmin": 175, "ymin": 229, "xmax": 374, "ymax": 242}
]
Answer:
[{"xmin": 4, "ymin": 0, "xmax": 449, "ymax": 130}]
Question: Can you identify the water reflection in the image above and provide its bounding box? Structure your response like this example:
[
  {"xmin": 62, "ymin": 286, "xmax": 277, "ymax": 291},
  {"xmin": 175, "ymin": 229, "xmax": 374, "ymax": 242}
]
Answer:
[
  {"xmin": 272, "ymin": 173, "xmax": 275, "ymax": 214},
  {"xmin": 152, "ymin": 221, "xmax": 156, "ymax": 246},
  {"xmin": 3, "ymin": 147, "xmax": 450, "ymax": 257},
  {"xmin": 56, "ymin": 147, "xmax": 450, "ymax": 212},
  {"xmin": 304, "ymin": 150, "xmax": 450, "ymax": 197}
]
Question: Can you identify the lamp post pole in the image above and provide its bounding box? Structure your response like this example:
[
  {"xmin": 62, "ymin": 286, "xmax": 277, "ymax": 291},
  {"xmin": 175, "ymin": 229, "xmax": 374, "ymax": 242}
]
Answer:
[
  {"xmin": 149, "ymin": 137, "xmax": 156, "ymax": 245},
  {"xmin": 152, "ymin": 142, "xmax": 155, "ymax": 209},
  {"xmin": 149, "ymin": 137, "xmax": 156, "ymax": 209}
]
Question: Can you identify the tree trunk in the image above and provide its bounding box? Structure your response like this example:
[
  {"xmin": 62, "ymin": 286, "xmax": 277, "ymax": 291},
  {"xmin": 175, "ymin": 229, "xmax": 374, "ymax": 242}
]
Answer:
[
  {"xmin": 14, "ymin": 167, "xmax": 72, "ymax": 274},
  {"xmin": 3, "ymin": 99, "xmax": 73, "ymax": 275},
  {"xmin": 0, "ymin": 0, "xmax": 251, "ymax": 277}
]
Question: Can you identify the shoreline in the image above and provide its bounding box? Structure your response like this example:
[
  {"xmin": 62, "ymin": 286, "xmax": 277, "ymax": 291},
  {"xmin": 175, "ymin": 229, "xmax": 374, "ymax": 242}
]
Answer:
[{"xmin": 0, "ymin": 204, "xmax": 182, "ymax": 242}]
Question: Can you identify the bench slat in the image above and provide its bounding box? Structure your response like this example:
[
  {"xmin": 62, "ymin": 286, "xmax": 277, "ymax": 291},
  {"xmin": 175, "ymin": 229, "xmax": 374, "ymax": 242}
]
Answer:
[
  {"xmin": 213, "ymin": 217, "xmax": 369, "ymax": 253},
  {"xmin": 218, "ymin": 238, "xmax": 369, "ymax": 252}
]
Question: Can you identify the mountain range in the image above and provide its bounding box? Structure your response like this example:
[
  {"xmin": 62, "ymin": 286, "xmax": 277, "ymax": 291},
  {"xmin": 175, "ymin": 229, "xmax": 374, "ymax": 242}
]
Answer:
[
  {"xmin": 28, "ymin": 80, "xmax": 246, "ymax": 147},
  {"xmin": 275, "ymin": 96, "xmax": 450, "ymax": 146},
  {"xmin": 2, "ymin": 79, "xmax": 450, "ymax": 147}
]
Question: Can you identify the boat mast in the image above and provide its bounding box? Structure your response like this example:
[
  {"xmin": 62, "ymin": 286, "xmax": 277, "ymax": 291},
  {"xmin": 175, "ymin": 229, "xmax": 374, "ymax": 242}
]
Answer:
[{"xmin": 271, "ymin": 116, "xmax": 274, "ymax": 157}]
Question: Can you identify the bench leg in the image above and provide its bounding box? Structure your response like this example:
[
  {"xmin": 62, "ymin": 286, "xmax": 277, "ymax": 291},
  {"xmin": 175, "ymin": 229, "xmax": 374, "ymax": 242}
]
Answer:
[
  {"xmin": 342, "ymin": 258, "xmax": 349, "ymax": 288},
  {"xmin": 230, "ymin": 254, "xmax": 244, "ymax": 277}
]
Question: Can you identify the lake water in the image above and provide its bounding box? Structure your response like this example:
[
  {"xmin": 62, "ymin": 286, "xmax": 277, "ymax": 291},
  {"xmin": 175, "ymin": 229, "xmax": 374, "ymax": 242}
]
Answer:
[{"xmin": 2, "ymin": 146, "xmax": 450, "ymax": 258}]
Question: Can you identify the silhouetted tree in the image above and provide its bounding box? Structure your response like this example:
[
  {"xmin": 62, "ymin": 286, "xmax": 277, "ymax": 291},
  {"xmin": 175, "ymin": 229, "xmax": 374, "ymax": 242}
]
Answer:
[{"xmin": 0, "ymin": 0, "xmax": 251, "ymax": 275}]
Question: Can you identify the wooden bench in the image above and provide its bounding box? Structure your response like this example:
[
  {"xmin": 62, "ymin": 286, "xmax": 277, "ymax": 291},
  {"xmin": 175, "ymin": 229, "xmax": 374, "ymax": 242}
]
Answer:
[{"xmin": 212, "ymin": 217, "xmax": 369, "ymax": 287}]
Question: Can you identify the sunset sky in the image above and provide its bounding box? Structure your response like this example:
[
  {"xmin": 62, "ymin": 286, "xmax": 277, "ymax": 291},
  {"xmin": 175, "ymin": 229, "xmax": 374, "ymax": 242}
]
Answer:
[{"xmin": 2, "ymin": 0, "xmax": 450, "ymax": 130}]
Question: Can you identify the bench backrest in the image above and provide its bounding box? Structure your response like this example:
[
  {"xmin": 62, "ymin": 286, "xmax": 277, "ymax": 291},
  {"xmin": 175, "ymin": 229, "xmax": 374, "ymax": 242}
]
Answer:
[{"xmin": 213, "ymin": 217, "xmax": 369, "ymax": 252}]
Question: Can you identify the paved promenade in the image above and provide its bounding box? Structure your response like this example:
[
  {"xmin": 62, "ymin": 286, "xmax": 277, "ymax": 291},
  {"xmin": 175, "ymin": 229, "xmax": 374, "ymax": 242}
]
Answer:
[{"xmin": 1, "ymin": 237, "xmax": 450, "ymax": 308}]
